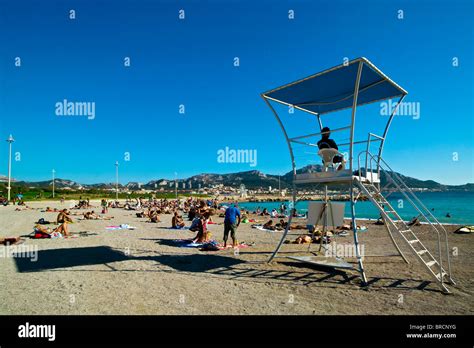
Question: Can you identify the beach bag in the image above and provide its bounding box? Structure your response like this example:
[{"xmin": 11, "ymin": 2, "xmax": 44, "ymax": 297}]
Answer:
[
  {"xmin": 37, "ymin": 218, "xmax": 51, "ymax": 225},
  {"xmin": 454, "ymin": 226, "xmax": 474, "ymax": 234}
]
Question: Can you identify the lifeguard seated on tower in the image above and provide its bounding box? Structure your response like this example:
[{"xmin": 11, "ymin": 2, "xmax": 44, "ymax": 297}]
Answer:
[{"xmin": 317, "ymin": 127, "xmax": 346, "ymax": 171}]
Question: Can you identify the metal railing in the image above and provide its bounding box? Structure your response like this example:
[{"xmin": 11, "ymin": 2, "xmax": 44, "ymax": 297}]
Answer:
[{"xmin": 357, "ymin": 150, "xmax": 454, "ymax": 284}]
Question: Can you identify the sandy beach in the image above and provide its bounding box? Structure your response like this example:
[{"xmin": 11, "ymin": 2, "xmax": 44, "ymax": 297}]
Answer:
[{"xmin": 1, "ymin": 200, "xmax": 473, "ymax": 315}]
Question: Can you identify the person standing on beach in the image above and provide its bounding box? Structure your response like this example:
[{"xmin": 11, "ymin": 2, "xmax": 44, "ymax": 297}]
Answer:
[
  {"xmin": 223, "ymin": 203, "xmax": 241, "ymax": 248},
  {"xmin": 101, "ymin": 199, "xmax": 108, "ymax": 214}
]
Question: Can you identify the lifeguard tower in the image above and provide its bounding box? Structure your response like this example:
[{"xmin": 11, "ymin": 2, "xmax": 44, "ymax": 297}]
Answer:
[{"xmin": 262, "ymin": 57, "xmax": 454, "ymax": 293}]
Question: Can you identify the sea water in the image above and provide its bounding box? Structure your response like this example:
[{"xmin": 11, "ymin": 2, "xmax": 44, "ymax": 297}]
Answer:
[{"xmin": 238, "ymin": 191, "xmax": 474, "ymax": 225}]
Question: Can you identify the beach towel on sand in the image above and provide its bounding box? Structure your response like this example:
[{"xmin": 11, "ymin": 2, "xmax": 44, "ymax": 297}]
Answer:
[
  {"xmin": 216, "ymin": 242, "xmax": 252, "ymax": 250},
  {"xmin": 168, "ymin": 226, "xmax": 186, "ymax": 230},
  {"xmin": 171, "ymin": 239, "xmax": 253, "ymax": 251},
  {"xmin": 32, "ymin": 231, "xmax": 51, "ymax": 239},
  {"xmin": 105, "ymin": 224, "xmax": 136, "ymax": 230},
  {"xmin": 172, "ymin": 239, "xmax": 213, "ymax": 248},
  {"xmin": 50, "ymin": 231, "xmax": 63, "ymax": 239},
  {"xmin": 199, "ymin": 241, "xmax": 253, "ymax": 251}
]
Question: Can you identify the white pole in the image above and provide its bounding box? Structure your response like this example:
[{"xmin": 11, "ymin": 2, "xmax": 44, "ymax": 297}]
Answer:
[
  {"xmin": 52, "ymin": 169, "xmax": 55, "ymax": 198},
  {"xmin": 174, "ymin": 172, "xmax": 177, "ymax": 200},
  {"xmin": 115, "ymin": 161, "xmax": 119, "ymax": 201},
  {"xmin": 6, "ymin": 135, "xmax": 14, "ymax": 202},
  {"xmin": 278, "ymin": 174, "xmax": 281, "ymax": 197}
]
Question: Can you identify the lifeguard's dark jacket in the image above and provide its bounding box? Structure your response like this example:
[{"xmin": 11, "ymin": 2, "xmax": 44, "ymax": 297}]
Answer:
[{"xmin": 317, "ymin": 138, "xmax": 339, "ymax": 150}]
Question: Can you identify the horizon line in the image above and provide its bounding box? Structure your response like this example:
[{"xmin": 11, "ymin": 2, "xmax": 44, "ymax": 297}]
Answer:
[{"xmin": 2, "ymin": 168, "xmax": 472, "ymax": 187}]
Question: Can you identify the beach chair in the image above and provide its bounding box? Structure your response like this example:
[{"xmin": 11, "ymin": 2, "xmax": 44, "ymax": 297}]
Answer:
[{"xmin": 318, "ymin": 148, "xmax": 345, "ymax": 171}]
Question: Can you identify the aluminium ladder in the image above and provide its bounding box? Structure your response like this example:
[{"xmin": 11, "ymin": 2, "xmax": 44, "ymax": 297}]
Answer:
[{"xmin": 355, "ymin": 153, "xmax": 455, "ymax": 293}]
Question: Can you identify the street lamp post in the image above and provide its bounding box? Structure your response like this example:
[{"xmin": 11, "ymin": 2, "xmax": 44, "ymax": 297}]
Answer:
[
  {"xmin": 115, "ymin": 161, "xmax": 119, "ymax": 201},
  {"xmin": 52, "ymin": 169, "xmax": 56, "ymax": 198},
  {"xmin": 6, "ymin": 135, "xmax": 14, "ymax": 202},
  {"xmin": 278, "ymin": 174, "xmax": 281, "ymax": 197}
]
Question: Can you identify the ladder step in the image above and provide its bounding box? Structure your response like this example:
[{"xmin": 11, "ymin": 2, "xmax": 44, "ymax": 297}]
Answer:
[
  {"xmin": 417, "ymin": 250, "xmax": 428, "ymax": 255},
  {"xmin": 408, "ymin": 240, "xmax": 419, "ymax": 244},
  {"xmin": 436, "ymin": 272, "xmax": 447, "ymax": 280},
  {"xmin": 426, "ymin": 260, "xmax": 437, "ymax": 267},
  {"xmin": 400, "ymin": 229, "xmax": 411, "ymax": 233}
]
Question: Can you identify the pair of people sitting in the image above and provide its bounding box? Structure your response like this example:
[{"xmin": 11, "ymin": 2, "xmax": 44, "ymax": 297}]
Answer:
[
  {"xmin": 262, "ymin": 219, "xmax": 289, "ymax": 231},
  {"xmin": 34, "ymin": 209, "xmax": 73, "ymax": 238},
  {"xmin": 192, "ymin": 211, "xmax": 212, "ymax": 243}
]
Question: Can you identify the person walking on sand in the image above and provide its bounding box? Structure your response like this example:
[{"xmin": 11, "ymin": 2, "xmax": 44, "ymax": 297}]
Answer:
[
  {"xmin": 223, "ymin": 203, "xmax": 241, "ymax": 248},
  {"xmin": 101, "ymin": 199, "xmax": 108, "ymax": 214}
]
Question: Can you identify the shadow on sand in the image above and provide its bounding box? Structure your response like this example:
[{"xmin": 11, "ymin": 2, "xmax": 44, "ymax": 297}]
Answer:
[
  {"xmin": 13, "ymin": 245, "xmax": 438, "ymax": 293},
  {"xmin": 153, "ymin": 254, "xmax": 243, "ymax": 272},
  {"xmin": 14, "ymin": 246, "xmax": 129, "ymax": 272},
  {"xmin": 13, "ymin": 245, "xmax": 243, "ymax": 274}
]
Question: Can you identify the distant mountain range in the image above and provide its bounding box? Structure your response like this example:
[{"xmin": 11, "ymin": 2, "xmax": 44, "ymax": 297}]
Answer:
[{"xmin": 7, "ymin": 166, "xmax": 473, "ymax": 192}]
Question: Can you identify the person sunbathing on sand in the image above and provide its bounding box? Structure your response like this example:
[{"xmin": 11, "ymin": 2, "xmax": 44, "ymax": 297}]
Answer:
[
  {"xmin": 17, "ymin": 204, "xmax": 31, "ymax": 210},
  {"xmin": 290, "ymin": 223, "xmax": 309, "ymax": 230},
  {"xmin": 284, "ymin": 234, "xmax": 327, "ymax": 244},
  {"xmin": 149, "ymin": 208, "xmax": 161, "ymax": 223},
  {"xmin": 34, "ymin": 224, "xmax": 53, "ymax": 237},
  {"xmin": 272, "ymin": 219, "xmax": 306, "ymax": 230},
  {"xmin": 408, "ymin": 216, "xmax": 421, "ymax": 226},
  {"xmin": 83, "ymin": 211, "xmax": 94, "ymax": 219},
  {"xmin": 55, "ymin": 209, "xmax": 73, "ymax": 237},
  {"xmin": 275, "ymin": 219, "xmax": 288, "ymax": 230},
  {"xmin": 263, "ymin": 220, "xmax": 275, "ymax": 230},
  {"xmin": 193, "ymin": 211, "xmax": 211, "ymax": 243},
  {"xmin": 0, "ymin": 236, "xmax": 21, "ymax": 245},
  {"xmin": 172, "ymin": 211, "xmax": 185, "ymax": 229},
  {"xmin": 84, "ymin": 211, "xmax": 113, "ymax": 220},
  {"xmin": 295, "ymin": 235, "xmax": 312, "ymax": 244}
]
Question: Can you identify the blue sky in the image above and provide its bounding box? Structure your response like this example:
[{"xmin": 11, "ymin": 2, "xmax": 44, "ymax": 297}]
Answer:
[{"xmin": 0, "ymin": 0, "xmax": 472, "ymax": 185}]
